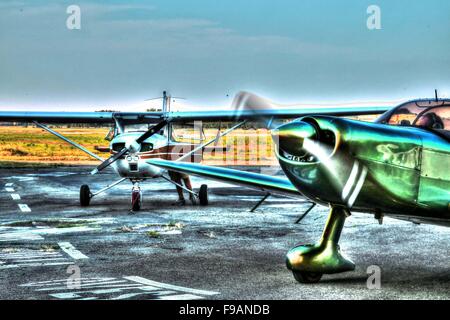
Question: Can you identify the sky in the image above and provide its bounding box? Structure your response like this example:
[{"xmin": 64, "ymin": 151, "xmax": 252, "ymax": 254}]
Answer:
[{"xmin": 0, "ymin": 0, "xmax": 449, "ymax": 111}]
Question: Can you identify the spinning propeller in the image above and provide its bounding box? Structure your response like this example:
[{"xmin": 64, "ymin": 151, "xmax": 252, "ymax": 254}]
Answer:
[
  {"xmin": 90, "ymin": 120, "xmax": 168, "ymax": 175},
  {"xmin": 232, "ymin": 91, "xmax": 281, "ymax": 129},
  {"xmin": 231, "ymin": 91, "xmax": 335, "ymax": 169}
]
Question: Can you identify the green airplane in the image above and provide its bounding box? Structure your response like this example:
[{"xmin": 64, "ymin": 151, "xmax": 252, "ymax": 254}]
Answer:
[{"xmin": 148, "ymin": 92, "xmax": 450, "ymax": 283}]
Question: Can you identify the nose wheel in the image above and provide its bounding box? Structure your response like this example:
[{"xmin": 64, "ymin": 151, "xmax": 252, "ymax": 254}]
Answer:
[
  {"xmin": 292, "ymin": 271, "xmax": 323, "ymax": 284},
  {"xmin": 80, "ymin": 185, "xmax": 92, "ymax": 206},
  {"xmin": 286, "ymin": 207, "xmax": 355, "ymax": 284},
  {"xmin": 131, "ymin": 183, "xmax": 142, "ymax": 212}
]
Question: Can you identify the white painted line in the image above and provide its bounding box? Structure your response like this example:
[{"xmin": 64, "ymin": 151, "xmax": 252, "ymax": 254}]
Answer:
[
  {"xmin": 0, "ymin": 232, "xmax": 43, "ymax": 241},
  {"xmin": 5, "ymin": 187, "xmax": 14, "ymax": 192},
  {"xmin": 11, "ymin": 194, "xmax": 21, "ymax": 200},
  {"xmin": 10, "ymin": 258, "xmax": 68, "ymax": 263},
  {"xmin": 0, "ymin": 262, "xmax": 74, "ymax": 270},
  {"xmin": 124, "ymin": 276, "xmax": 219, "ymax": 296},
  {"xmin": 58, "ymin": 242, "xmax": 88, "ymax": 260},
  {"xmin": 21, "ymin": 278, "xmax": 117, "ymax": 287},
  {"xmin": 5, "ymin": 183, "xmax": 14, "ymax": 187},
  {"xmin": 159, "ymin": 230, "xmax": 182, "ymax": 235},
  {"xmin": 22, "ymin": 276, "xmax": 219, "ymax": 300},
  {"xmin": 0, "ymin": 252, "xmax": 60, "ymax": 258},
  {"xmin": 0, "ymin": 254, "xmax": 53, "ymax": 259},
  {"xmin": 157, "ymin": 294, "xmax": 204, "ymax": 300},
  {"xmin": 18, "ymin": 204, "xmax": 31, "ymax": 212},
  {"xmin": 51, "ymin": 293, "xmax": 81, "ymax": 299},
  {"xmin": 0, "ymin": 248, "xmax": 75, "ymax": 269},
  {"xmin": 32, "ymin": 226, "xmax": 101, "ymax": 235}
]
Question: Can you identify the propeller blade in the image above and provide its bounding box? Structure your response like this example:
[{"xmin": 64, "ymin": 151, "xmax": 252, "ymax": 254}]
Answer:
[
  {"xmin": 231, "ymin": 91, "xmax": 280, "ymax": 129},
  {"xmin": 136, "ymin": 120, "xmax": 168, "ymax": 144},
  {"xmin": 91, "ymin": 120, "xmax": 169, "ymax": 175},
  {"xmin": 91, "ymin": 148, "xmax": 128, "ymax": 175}
]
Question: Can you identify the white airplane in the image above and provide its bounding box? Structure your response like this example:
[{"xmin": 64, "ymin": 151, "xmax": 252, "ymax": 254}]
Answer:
[{"xmin": 0, "ymin": 91, "xmax": 390, "ymax": 212}]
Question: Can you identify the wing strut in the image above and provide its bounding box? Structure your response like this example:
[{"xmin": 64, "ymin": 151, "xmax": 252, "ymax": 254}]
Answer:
[
  {"xmin": 295, "ymin": 202, "xmax": 316, "ymax": 224},
  {"xmin": 33, "ymin": 121, "xmax": 104, "ymax": 162},
  {"xmin": 160, "ymin": 175, "xmax": 198, "ymax": 196},
  {"xmin": 250, "ymin": 192, "xmax": 271, "ymax": 212}
]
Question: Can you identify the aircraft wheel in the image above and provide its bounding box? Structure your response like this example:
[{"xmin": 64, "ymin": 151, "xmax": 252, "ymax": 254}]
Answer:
[
  {"xmin": 292, "ymin": 271, "xmax": 323, "ymax": 284},
  {"xmin": 131, "ymin": 190, "xmax": 142, "ymax": 211},
  {"xmin": 80, "ymin": 185, "xmax": 91, "ymax": 207},
  {"xmin": 199, "ymin": 184, "xmax": 208, "ymax": 206}
]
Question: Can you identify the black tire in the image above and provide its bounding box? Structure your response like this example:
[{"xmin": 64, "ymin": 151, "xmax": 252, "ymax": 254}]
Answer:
[
  {"xmin": 199, "ymin": 184, "xmax": 208, "ymax": 206},
  {"xmin": 80, "ymin": 185, "xmax": 91, "ymax": 207},
  {"xmin": 131, "ymin": 191, "xmax": 141, "ymax": 211},
  {"xmin": 292, "ymin": 271, "xmax": 323, "ymax": 284}
]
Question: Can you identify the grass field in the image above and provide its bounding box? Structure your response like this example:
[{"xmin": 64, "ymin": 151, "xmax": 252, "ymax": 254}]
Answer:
[{"xmin": 0, "ymin": 126, "xmax": 277, "ymax": 167}]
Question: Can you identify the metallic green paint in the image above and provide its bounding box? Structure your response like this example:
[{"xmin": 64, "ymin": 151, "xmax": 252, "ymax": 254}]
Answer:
[
  {"xmin": 274, "ymin": 116, "xmax": 450, "ymax": 224},
  {"xmin": 286, "ymin": 207, "xmax": 355, "ymax": 275}
]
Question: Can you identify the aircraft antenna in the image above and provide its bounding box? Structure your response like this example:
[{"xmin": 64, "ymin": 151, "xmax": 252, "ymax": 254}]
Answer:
[{"xmin": 162, "ymin": 91, "xmax": 168, "ymax": 114}]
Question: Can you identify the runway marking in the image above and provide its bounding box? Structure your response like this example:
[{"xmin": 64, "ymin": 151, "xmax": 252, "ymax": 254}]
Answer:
[
  {"xmin": 0, "ymin": 248, "xmax": 73, "ymax": 269},
  {"xmin": 0, "ymin": 229, "xmax": 44, "ymax": 241},
  {"xmin": 0, "ymin": 221, "xmax": 105, "ymax": 243},
  {"xmin": 0, "ymin": 262, "xmax": 74, "ymax": 270},
  {"xmin": 58, "ymin": 242, "xmax": 88, "ymax": 260},
  {"xmin": 21, "ymin": 276, "xmax": 219, "ymax": 300},
  {"xmin": 31, "ymin": 226, "xmax": 100, "ymax": 235},
  {"xmin": 18, "ymin": 204, "xmax": 31, "ymax": 213},
  {"xmin": 11, "ymin": 194, "xmax": 21, "ymax": 200},
  {"xmin": 5, "ymin": 183, "xmax": 14, "ymax": 187},
  {"xmin": 158, "ymin": 294, "xmax": 206, "ymax": 300},
  {"xmin": 8, "ymin": 176, "xmax": 35, "ymax": 182},
  {"xmin": 124, "ymin": 276, "xmax": 220, "ymax": 296},
  {"xmin": 5, "ymin": 187, "xmax": 15, "ymax": 192}
]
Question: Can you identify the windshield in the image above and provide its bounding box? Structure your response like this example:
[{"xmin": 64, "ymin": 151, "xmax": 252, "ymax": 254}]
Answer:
[
  {"xmin": 123, "ymin": 123, "xmax": 150, "ymax": 133},
  {"xmin": 123, "ymin": 123, "xmax": 166, "ymax": 136}
]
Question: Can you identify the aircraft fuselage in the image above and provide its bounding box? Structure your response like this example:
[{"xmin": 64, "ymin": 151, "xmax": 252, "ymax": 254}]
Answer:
[
  {"xmin": 275, "ymin": 116, "xmax": 450, "ymax": 226},
  {"xmin": 109, "ymin": 132, "xmax": 201, "ymax": 179}
]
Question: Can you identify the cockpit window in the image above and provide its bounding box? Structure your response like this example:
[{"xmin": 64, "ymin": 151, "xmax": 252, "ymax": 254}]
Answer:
[
  {"xmin": 377, "ymin": 100, "xmax": 450, "ymax": 131},
  {"xmin": 122, "ymin": 123, "xmax": 166, "ymax": 136},
  {"xmin": 124, "ymin": 124, "xmax": 151, "ymax": 133},
  {"xmin": 413, "ymin": 106, "xmax": 450, "ymax": 130}
]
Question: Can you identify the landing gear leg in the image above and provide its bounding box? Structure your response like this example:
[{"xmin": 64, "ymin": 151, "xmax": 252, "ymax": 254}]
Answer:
[
  {"xmin": 80, "ymin": 178, "xmax": 127, "ymax": 207},
  {"xmin": 131, "ymin": 181, "xmax": 142, "ymax": 212},
  {"xmin": 286, "ymin": 206, "xmax": 355, "ymax": 283}
]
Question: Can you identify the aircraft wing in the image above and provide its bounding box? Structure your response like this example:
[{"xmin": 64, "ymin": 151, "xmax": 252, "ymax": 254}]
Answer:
[
  {"xmin": 147, "ymin": 158, "xmax": 300, "ymax": 197},
  {"xmin": 0, "ymin": 111, "xmax": 166, "ymax": 124},
  {"xmin": 167, "ymin": 106, "xmax": 391, "ymax": 122},
  {"xmin": 0, "ymin": 106, "xmax": 391, "ymax": 124}
]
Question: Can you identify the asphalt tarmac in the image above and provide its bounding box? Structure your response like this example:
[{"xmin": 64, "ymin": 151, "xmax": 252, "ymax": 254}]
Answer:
[{"xmin": 0, "ymin": 167, "xmax": 448, "ymax": 300}]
